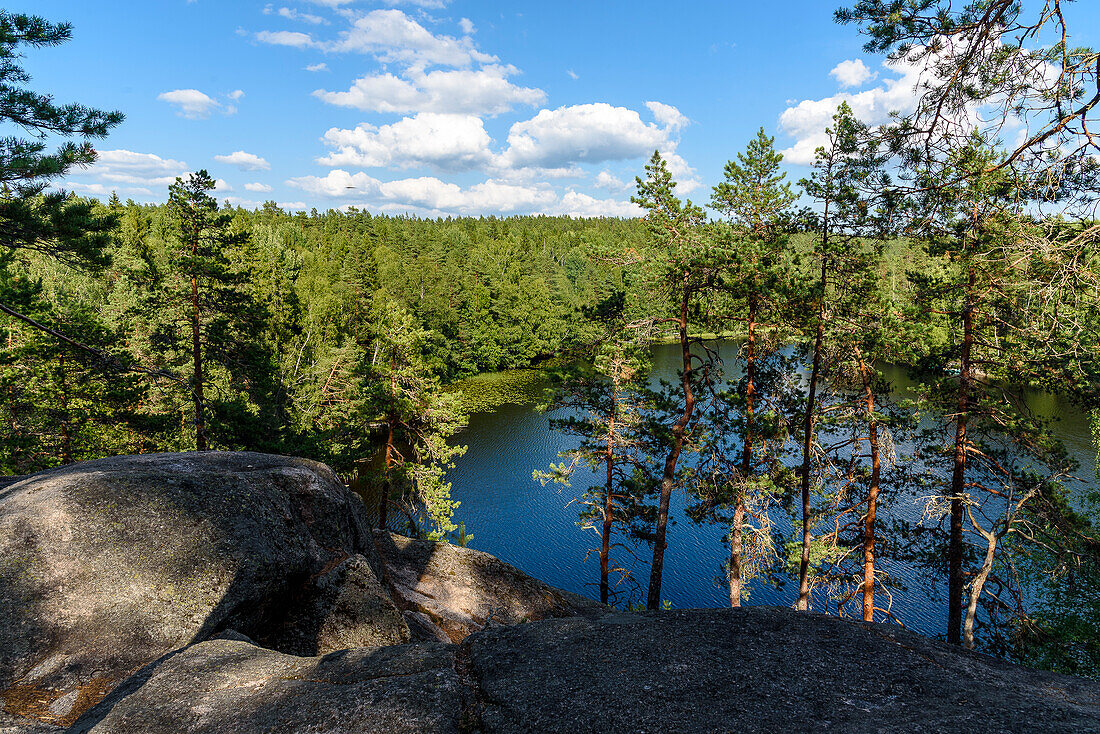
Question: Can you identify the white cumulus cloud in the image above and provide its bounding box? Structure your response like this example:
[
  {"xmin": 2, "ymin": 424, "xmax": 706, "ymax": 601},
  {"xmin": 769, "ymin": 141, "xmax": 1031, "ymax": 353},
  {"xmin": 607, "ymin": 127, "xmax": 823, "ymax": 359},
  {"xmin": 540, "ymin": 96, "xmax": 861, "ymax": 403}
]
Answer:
[
  {"xmin": 645, "ymin": 101, "xmax": 690, "ymax": 132},
  {"xmin": 330, "ymin": 9, "xmax": 488, "ymax": 67},
  {"xmin": 158, "ymin": 89, "xmax": 223, "ymax": 119},
  {"xmin": 594, "ymin": 170, "xmax": 629, "ymax": 191},
  {"xmin": 779, "ymin": 59, "xmax": 925, "ymax": 165},
  {"xmin": 214, "ymin": 150, "xmax": 272, "ymax": 171},
  {"xmin": 552, "ymin": 191, "xmax": 642, "ymax": 218},
  {"xmin": 255, "ymin": 30, "xmax": 316, "ymax": 48},
  {"xmin": 829, "ymin": 59, "xmax": 876, "ymax": 88},
  {"xmin": 313, "ymin": 65, "xmax": 544, "ymax": 116},
  {"xmin": 245, "ymin": 182, "xmax": 274, "ymax": 192},
  {"xmin": 318, "ymin": 113, "xmax": 493, "ymax": 170},
  {"xmin": 501, "ymin": 103, "xmax": 669, "ymax": 169}
]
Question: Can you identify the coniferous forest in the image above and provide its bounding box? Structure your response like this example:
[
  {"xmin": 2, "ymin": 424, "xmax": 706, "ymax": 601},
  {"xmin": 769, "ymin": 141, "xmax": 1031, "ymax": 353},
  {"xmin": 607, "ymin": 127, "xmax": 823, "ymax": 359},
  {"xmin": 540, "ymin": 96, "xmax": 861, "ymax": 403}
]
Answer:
[{"xmin": 3, "ymin": 3, "xmax": 1100, "ymax": 680}]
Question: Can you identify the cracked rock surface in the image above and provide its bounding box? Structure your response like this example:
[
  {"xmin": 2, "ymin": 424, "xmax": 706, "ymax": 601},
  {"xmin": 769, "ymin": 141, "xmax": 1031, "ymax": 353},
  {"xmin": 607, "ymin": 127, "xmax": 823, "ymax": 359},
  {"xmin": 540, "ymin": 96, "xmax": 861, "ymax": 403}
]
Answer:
[
  {"xmin": 0, "ymin": 452, "xmax": 407, "ymax": 726},
  {"xmin": 466, "ymin": 607, "xmax": 1100, "ymax": 733},
  {"xmin": 61, "ymin": 607, "xmax": 1100, "ymax": 733},
  {"xmin": 67, "ymin": 639, "xmax": 460, "ymax": 734},
  {"xmin": 374, "ymin": 531, "xmax": 606, "ymax": 643}
]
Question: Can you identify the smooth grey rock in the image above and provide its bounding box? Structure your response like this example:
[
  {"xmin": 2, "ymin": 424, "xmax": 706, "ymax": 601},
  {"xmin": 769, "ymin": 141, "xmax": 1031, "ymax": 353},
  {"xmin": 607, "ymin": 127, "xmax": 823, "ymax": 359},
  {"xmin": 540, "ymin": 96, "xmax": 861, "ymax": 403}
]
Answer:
[
  {"xmin": 375, "ymin": 531, "xmax": 607, "ymax": 642},
  {"xmin": 263, "ymin": 554, "xmax": 410, "ymax": 655},
  {"xmin": 0, "ymin": 712, "xmax": 61, "ymax": 734},
  {"xmin": 467, "ymin": 606, "xmax": 1100, "ymax": 733},
  {"xmin": 68, "ymin": 639, "xmax": 461, "ymax": 734},
  {"xmin": 0, "ymin": 452, "xmax": 400, "ymax": 724}
]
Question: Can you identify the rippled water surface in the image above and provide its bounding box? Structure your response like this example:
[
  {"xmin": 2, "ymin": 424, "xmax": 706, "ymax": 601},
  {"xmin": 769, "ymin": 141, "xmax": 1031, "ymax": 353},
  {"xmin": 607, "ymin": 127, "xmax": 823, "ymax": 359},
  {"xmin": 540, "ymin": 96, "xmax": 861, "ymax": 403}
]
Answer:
[{"xmin": 442, "ymin": 342, "xmax": 1097, "ymax": 640}]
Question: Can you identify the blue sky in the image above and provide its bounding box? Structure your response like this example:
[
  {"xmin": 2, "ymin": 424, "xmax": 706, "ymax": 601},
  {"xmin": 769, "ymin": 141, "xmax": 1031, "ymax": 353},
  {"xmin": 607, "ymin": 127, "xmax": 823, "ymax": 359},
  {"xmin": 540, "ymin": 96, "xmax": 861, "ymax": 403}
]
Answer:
[{"xmin": 14, "ymin": 0, "xmax": 1100, "ymax": 217}]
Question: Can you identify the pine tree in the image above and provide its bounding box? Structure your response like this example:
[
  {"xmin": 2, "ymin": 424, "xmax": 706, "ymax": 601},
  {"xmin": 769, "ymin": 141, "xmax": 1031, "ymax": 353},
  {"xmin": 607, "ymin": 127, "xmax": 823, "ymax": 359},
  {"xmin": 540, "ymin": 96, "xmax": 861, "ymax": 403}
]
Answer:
[
  {"xmin": 709, "ymin": 129, "xmax": 800, "ymax": 607},
  {"xmin": 632, "ymin": 150, "xmax": 718, "ymax": 609},
  {"xmin": 0, "ymin": 11, "xmax": 125, "ymax": 390},
  {"xmin": 130, "ymin": 171, "xmax": 273, "ymax": 451},
  {"xmin": 536, "ymin": 296, "xmax": 657, "ymax": 605},
  {"xmin": 363, "ymin": 297, "xmax": 467, "ymax": 536}
]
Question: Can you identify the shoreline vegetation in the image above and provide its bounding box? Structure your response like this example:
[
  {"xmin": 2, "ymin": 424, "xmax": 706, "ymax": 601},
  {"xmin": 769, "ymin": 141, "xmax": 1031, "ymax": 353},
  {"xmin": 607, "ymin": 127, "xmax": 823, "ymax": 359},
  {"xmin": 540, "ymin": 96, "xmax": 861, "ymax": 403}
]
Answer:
[{"xmin": 3, "ymin": 4, "xmax": 1099, "ymax": 681}]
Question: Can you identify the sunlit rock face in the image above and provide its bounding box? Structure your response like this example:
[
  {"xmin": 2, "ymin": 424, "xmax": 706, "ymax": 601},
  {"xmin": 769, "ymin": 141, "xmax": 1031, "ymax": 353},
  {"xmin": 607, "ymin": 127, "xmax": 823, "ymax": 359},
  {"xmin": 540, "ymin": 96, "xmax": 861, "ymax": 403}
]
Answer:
[
  {"xmin": 374, "ymin": 530, "xmax": 606, "ymax": 643},
  {"xmin": 71, "ymin": 608, "xmax": 1100, "ymax": 734},
  {"xmin": 0, "ymin": 452, "xmax": 408, "ymax": 727},
  {"xmin": 4, "ymin": 452, "xmax": 1098, "ymax": 733}
]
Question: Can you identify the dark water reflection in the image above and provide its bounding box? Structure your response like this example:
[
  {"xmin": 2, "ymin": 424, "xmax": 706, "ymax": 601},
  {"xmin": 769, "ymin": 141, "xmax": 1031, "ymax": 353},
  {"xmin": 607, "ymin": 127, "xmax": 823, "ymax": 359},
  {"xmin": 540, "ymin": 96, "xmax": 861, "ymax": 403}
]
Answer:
[{"xmin": 444, "ymin": 341, "xmax": 1097, "ymax": 639}]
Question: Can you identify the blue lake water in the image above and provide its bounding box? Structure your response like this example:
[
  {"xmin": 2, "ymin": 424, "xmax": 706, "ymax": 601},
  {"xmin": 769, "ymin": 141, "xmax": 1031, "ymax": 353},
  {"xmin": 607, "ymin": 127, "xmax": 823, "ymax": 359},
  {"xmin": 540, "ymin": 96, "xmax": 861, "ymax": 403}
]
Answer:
[{"xmin": 442, "ymin": 341, "xmax": 1097, "ymax": 641}]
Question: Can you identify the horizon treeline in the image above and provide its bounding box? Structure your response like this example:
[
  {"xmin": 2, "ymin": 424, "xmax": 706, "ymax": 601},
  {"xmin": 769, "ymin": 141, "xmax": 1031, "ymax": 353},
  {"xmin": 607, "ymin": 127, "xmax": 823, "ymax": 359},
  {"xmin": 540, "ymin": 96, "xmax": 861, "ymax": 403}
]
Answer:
[
  {"xmin": 1, "ymin": 192, "xmax": 939, "ymax": 475},
  {"xmin": 3, "ymin": 3, "xmax": 1100, "ymax": 680}
]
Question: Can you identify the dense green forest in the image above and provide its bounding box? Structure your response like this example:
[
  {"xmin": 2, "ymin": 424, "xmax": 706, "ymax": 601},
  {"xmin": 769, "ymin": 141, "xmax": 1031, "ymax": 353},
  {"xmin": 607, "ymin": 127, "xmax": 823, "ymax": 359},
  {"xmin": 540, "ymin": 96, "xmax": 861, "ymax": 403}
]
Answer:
[{"xmin": 3, "ymin": 3, "xmax": 1100, "ymax": 678}]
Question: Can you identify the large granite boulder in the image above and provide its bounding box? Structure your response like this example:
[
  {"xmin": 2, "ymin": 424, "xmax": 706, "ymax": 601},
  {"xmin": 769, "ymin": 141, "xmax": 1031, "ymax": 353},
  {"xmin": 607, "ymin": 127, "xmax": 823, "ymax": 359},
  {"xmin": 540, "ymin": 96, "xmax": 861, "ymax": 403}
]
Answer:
[
  {"xmin": 374, "ymin": 531, "xmax": 607, "ymax": 642},
  {"xmin": 466, "ymin": 607, "xmax": 1100, "ymax": 733},
  {"xmin": 0, "ymin": 453, "xmax": 409, "ymax": 726},
  {"xmin": 68, "ymin": 638, "xmax": 461, "ymax": 734},
  {"xmin": 53, "ymin": 607, "xmax": 1100, "ymax": 733}
]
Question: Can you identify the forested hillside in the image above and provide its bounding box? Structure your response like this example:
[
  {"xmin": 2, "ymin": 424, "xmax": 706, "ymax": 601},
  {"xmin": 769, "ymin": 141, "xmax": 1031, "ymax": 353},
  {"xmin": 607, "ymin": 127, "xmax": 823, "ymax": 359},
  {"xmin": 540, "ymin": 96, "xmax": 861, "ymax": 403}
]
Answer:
[{"xmin": 3, "ymin": 1, "xmax": 1100, "ymax": 680}]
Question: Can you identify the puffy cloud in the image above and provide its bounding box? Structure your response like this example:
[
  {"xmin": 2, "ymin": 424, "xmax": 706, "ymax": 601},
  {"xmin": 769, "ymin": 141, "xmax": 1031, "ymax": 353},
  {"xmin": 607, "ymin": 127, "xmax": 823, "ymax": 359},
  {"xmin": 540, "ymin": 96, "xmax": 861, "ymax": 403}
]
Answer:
[
  {"xmin": 458, "ymin": 18, "xmax": 475, "ymax": 35},
  {"xmin": 213, "ymin": 179, "xmax": 234, "ymax": 192},
  {"xmin": 830, "ymin": 59, "xmax": 875, "ymax": 88},
  {"xmin": 287, "ymin": 169, "xmax": 556, "ymax": 215},
  {"xmin": 594, "ymin": 170, "xmax": 629, "ymax": 192},
  {"xmin": 313, "ymin": 65, "xmax": 544, "ymax": 116},
  {"xmin": 662, "ymin": 151, "xmax": 701, "ymax": 194},
  {"xmin": 501, "ymin": 103, "xmax": 669, "ymax": 169},
  {"xmin": 287, "ymin": 169, "xmax": 380, "ymax": 198},
  {"xmin": 64, "ymin": 149, "xmax": 189, "ymax": 199},
  {"xmin": 645, "ymin": 101, "xmax": 690, "ymax": 132},
  {"xmin": 331, "ymin": 9, "xmax": 488, "ymax": 67},
  {"xmin": 305, "ymin": 62, "xmax": 328, "ymax": 72},
  {"xmin": 255, "ymin": 30, "xmax": 316, "ymax": 48},
  {"xmin": 94, "ymin": 149, "xmax": 188, "ymax": 177},
  {"xmin": 318, "ymin": 113, "xmax": 493, "ymax": 170},
  {"xmin": 264, "ymin": 5, "xmax": 328, "ymax": 24},
  {"xmin": 311, "ymin": 0, "xmax": 450, "ymax": 7},
  {"xmin": 82, "ymin": 149, "xmax": 188, "ymax": 188},
  {"xmin": 68, "ymin": 182, "xmax": 155, "ymax": 198},
  {"xmin": 228, "ymin": 89, "xmax": 245, "ymax": 101},
  {"xmin": 157, "ymin": 89, "xmax": 223, "ymax": 118},
  {"xmin": 779, "ymin": 59, "xmax": 924, "ymax": 164},
  {"xmin": 552, "ymin": 191, "xmax": 642, "ymax": 218},
  {"xmin": 380, "ymin": 177, "xmax": 554, "ymax": 214},
  {"xmin": 214, "ymin": 150, "xmax": 272, "ymax": 171},
  {"xmin": 245, "ymin": 182, "xmax": 274, "ymax": 192}
]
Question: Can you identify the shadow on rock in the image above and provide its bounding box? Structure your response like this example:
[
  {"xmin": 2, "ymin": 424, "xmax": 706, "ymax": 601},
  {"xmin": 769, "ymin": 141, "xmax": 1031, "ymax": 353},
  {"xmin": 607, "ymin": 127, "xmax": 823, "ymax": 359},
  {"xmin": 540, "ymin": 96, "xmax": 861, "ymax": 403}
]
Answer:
[
  {"xmin": 0, "ymin": 452, "xmax": 409, "ymax": 726},
  {"xmin": 373, "ymin": 530, "xmax": 607, "ymax": 643}
]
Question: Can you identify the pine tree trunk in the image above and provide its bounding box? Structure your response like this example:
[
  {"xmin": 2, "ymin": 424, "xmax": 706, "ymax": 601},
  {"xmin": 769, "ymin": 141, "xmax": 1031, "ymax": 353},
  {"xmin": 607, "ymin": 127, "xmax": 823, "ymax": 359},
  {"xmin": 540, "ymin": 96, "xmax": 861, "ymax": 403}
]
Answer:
[
  {"xmin": 964, "ymin": 528, "xmax": 996, "ymax": 650},
  {"xmin": 948, "ymin": 267, "xmax": 976, "ymax": 645},
  {"xmin": 797, "ymin": 286, "xmax": 826, "ymax": 611},
  {"xmin": 729, "ymin": 503, "xmax": 744, "ymax": 607},
  {"xmin": 730, "ymin": 293, "xmax": 758, "ymax": 608},
  {"xmin": 191, "ymin": 269, "xmax": 207, "ymax": 451},
  {"xmin": 857, "ymin": 348, "xmax": 880, "ymax": 622},
  {"xmin": 58, "ymin": 350, "xmax": 72, "ymax": 465},
  {"xmin": 601, "ymin": 439, "xmax": 614, "ymax": 606},
  {"xmin": 379, "ymin": 419, "xmax": 394, "ymax": 531},
  {"xmin": 648, "ymin": 280, "xmax": 695, "ymax": 609},
  {"xmin": 601, "ymin": 380, "xmax": 617, "ymax": 605}
]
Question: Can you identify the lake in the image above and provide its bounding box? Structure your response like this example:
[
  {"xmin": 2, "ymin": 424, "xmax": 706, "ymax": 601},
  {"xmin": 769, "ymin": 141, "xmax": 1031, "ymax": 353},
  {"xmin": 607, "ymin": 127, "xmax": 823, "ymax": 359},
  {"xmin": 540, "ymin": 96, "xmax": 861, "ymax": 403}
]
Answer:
[{"xmin": 438, "ymin": 341, "xmax": 1097, "ymax": 641}]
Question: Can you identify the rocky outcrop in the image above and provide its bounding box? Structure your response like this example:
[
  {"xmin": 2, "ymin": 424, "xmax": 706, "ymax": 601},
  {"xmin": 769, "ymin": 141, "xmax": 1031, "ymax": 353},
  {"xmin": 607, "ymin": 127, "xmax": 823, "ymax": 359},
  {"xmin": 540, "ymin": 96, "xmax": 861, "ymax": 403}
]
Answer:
[
  {"xmin": 68, "ymin": 639, "xmax": 461, "ymax": 734},
  {"xmin": 0, "ymin": 452, "xmax": 409, "ymax": 726},
  {"xmin": 374, "ymin": 531, "xmax": 606, "ymax": 642},
  {"xmin": 466, "ymin": 607, "xmax": 1100, "ymax": 733},
  {"xmin": 4, "ymin": 452, "xmax": 1099, "ymax": 732},
  {"xmin": 64, "ymin": 608, "xmax": 1100, "ymax": 733}
]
